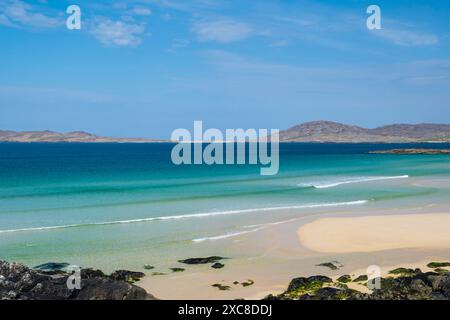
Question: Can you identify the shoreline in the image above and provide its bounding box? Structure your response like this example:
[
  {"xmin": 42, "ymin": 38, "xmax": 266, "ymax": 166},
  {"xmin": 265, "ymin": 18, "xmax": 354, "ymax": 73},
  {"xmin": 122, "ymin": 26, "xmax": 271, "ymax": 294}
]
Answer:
[
  {"xmin": 2, "ymin": 203, "xmax": 450, "ymax": 300},
  {"xmin": 138, "ymin": 202, "xmax": 450, "ymax": 300}
]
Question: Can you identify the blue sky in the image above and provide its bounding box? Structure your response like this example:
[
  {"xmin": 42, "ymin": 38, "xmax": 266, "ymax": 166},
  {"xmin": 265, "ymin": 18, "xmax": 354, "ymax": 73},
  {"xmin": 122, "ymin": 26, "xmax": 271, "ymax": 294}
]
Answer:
[{"xmin": 0, "ymin": 0, "xmax": 449, "ymax": 138}]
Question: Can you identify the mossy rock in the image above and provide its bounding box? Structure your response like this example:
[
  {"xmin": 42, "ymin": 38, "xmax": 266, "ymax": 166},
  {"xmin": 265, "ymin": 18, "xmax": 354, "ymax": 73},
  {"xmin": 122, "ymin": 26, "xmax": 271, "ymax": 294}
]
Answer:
[
  {"xmin": 170, "ymin": 267, "xmax": 185, "ymax": 273},
  {"xmin": 335, "ymin": 283, "xmax": 349, "ymax": 290},
  {"xmin": 316, "ymin": 262, "xmax": 340, "ymax": 270},
  {"xmin": 286, "ymin": 276, "xmax": 332, "ymax": 298},
  {"xmin": 427, "ymin": 262, "xmax": 450, "ymax": 268},
  {"xmin": 151, "ymin": 272, "xmax": 166, "ymax": 276},
  {"xmin": 211, "ymin": 263, "xmax": 225, "ymax": 269},
  {"xmin": 434, "ymin": 268, "xmax": 450, "ymax": 274},
  {"xmin": 388, "ymin": 268, "xmax": 415, "ymax": 276},
  {"xmin": 144, "ymin": 264, "xmax": 154, "ymax": 270},
  {"xmin": 353, "ymin": 275, "xmax": 368, "ymax": 282},
  {"xmin": 337, "ymin": 275, "xmax": 351, "ymax": 283}
]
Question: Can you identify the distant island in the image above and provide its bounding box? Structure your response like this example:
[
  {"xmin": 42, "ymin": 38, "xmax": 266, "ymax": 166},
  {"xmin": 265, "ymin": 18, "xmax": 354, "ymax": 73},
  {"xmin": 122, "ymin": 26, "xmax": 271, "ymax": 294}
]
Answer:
[
  {"xmin": 279, "ymin": 121, "xmax": 450, "ymax": 143},
  {"xmin": 0, "ymin": 130, "xmax": 161, "ymax": 143},
  {"xmin": 1, "ymin": 121, "xmax": 450, "ymax": 143}
]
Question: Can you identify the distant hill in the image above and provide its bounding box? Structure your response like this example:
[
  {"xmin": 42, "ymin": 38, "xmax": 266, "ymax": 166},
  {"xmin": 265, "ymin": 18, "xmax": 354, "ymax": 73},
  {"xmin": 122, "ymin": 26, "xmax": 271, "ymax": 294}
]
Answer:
[
  {"xmin": 279, "ymin": 121, "xmax": 450, "ymax": 142},
  {"xmin": 2, "ymin": 121, "xmax": 450, "ymax": 143},
  {"xmin": 0, "ymin": 130, "xmax": 159, "ymax": 143}
]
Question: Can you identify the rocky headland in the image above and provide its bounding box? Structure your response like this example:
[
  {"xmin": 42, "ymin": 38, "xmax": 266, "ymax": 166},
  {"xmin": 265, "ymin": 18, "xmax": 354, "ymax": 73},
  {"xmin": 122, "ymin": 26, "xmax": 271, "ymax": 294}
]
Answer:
[
  {"xmin": 265, "ymin": 262, "xmax": 450, "ymax": 300},
  {"xmin": 3, "ymin": 259, "xmax": 450, "ymax": 300},
  {"xmin": 0, "ymin": 260, "xmax": 156, "ymax": 300},
  {"xmin": 369, "ymin": 149, "xmax": 450, "ymax": 155}
]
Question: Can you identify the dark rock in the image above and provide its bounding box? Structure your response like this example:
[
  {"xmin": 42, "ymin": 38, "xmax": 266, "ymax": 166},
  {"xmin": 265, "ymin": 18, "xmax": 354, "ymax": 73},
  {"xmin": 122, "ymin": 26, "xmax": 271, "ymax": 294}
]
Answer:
[
  {"xmin": 81, "ymin": 268, "xmax": 106, "ymax": 279},
  {"xmin": 241, "ymin": 280, "xmax": 254, "ymax": 287},
  {"xmin": 0, "ymin": 260, "xmax": 156, "ymax": 300},
  {"xmin": 212, "ymin": 284, "xmax": 231, "ymax": 291},
  {"xmin": 316, "ymin": 261, "xmax": 342, "ymax": 270},
  {"xmin": 434, "ymin": 268, "xmax": 450, "ymax": 274},
  {"xmin": 299, "ymin": 287, "xmax": 363, "ymax": 300},
  {"xmin": 389, "ymin": 268, "xmax": 416, "ymax": 276},
  {"xmin": 281, "ymin": 275, "xmax": 333, "ymax": 298},
  {"xmin": 109, "ymin": 270, "xmax": 145, "ymax": 283},
  {"xmin": 353, "ymin": 275, "xmax": 368, "ymax": 282},
  {"xmin": 427, "ymin": 262, "xmax": 450, "ymax": 268},
  {"xmin": 211, "ymin": 263, "xmax": 225, "ymax": 269},
  {"xmin": 170, "ymin": 268, "xmax": 185, "ymax": 273},
  {"xmin": 33, "ymin": 262, "xmax": 70, "ymax": 274},
  {"xmin": 337, "ymin": 275, "xmax": 351, "ymax": 283},
  {"xmin": 268, "ymin": 265, "xmax": 450, "ymax": 300},
  {"xmin": 287, "ymin": 276, "xmax": 332, "ymax": 292},
  {"xmin": 178, "ymin": 256, "xmax": 225, "ymax": 265}
]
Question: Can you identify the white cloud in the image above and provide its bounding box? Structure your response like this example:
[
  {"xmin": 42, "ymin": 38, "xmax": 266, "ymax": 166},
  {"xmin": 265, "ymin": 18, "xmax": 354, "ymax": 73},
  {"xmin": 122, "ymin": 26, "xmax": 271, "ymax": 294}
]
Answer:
[
  {"xmin": 374, "ymin": 28, "xmax": 438, "ymax": 46},
  {"xmin": 130, "ymin": 6, "xmax": 152, "ymax": 16},
  {"xmin": 0, "ymin": 0, "xmax": 61, "ymax": 28},
  {"xmin": 168, "ymin": 38, "xmax": 190, "ymax": 52},
  {"xmin": 192, "ymin": 19, "xmax": 252, "ymax": 43},
  {"xmin": 90, "ymin": 18, "xmax": 147, "ymax": 47}
]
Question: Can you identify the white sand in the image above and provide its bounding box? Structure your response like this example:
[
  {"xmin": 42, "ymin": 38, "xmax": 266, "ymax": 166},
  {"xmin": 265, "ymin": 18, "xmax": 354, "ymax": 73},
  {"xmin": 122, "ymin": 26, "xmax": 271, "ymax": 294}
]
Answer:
[{"xmin": 298, "ymin": 213, "xmax": 450, "ymax": 253}]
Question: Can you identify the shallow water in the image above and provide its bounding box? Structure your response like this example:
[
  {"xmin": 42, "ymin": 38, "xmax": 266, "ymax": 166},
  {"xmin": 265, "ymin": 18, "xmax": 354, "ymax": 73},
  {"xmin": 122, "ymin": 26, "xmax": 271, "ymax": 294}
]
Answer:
[{"xmin": 1, "ymin": 142, "xmax": 449, "ymax": 271}]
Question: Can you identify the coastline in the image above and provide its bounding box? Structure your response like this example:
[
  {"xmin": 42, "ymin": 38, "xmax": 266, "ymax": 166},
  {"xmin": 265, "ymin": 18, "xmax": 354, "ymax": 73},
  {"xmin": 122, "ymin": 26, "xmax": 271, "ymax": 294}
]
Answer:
[{"xmin": 137, "ymin": 200, "xmax": 450, "ymax": 300}]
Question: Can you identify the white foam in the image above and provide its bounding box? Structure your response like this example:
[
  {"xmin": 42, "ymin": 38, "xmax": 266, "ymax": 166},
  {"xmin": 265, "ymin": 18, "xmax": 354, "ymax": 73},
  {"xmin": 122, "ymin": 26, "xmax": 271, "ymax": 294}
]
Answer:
[
  {"xmin": 298, "ymin": 175, "xmax": 409, "ymax": 189},
  {"xmin": 0, "ymin": 200, "xmax": 368, "ymax": 234},
  {"xmin": 194, "ymin": 218, "xmax": 301, "ymax": 242},
  {"xmin": 192, "ymin": 228, "xmax": 264, "ymax": 242}
]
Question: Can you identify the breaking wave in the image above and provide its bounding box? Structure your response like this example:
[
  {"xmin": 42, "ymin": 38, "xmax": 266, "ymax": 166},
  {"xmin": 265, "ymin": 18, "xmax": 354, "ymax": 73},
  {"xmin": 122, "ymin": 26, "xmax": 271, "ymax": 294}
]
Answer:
[
  {"xmin": 298, "ymin": 175, "xmax": 409, "ymax": 189},
  {"xmin": 0, "ymin": 200, "xmax": 368, "ymax": 234}
]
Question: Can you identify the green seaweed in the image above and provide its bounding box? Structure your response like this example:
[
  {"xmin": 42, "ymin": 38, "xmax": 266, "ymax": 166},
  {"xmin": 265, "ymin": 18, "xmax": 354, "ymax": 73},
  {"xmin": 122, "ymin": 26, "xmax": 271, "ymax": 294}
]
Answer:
[
  {"xmin": 241, "ymin": 280, "xmax": 254, "ymax": 287},
  {"xmin": 337, "ymin": 275, "xmax": 351, "ymax": 283},
  {"xmin": 353, "ymin": 275, "xmax": 368, "ymax": 282},
  {"xmin": 427, "ymin": 262, "xmax": 450, "ymax": 268},
  {"xmin": 389, "ymin": 268, "xmax": 415, "ymax": 276},
  {"xmin": 212, "ymin": 284, "xmax": 231, "ymax": 291}
]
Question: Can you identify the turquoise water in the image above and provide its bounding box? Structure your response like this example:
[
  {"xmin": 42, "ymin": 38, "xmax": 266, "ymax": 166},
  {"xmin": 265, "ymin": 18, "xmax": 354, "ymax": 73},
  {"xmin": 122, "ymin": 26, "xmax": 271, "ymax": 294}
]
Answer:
[{"xmin": 1, "ymin": 143, "xmax": 449, "ymax": 271}]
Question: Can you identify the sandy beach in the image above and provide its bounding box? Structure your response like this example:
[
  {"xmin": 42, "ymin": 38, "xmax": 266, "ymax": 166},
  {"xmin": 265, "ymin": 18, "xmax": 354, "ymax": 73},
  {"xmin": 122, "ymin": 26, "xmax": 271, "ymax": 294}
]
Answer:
[
  {"xmin": 139, "ymin": 200, "xmax": 450, "ymax": 300},
  {"xmin": 298, "ymin": 213, "xmax": 450, "ymax": 253}
]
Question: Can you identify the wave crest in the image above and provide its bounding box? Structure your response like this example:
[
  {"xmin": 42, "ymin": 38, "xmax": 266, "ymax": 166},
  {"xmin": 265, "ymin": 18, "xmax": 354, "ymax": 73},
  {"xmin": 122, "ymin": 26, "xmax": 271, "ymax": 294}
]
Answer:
[
  {"xmin": 298, "ymin": 175, "xmax": 409, "ymax": 189},
  {"xmin": 0, "ymin": 200, "xmax": 368, "ymax": 234}
]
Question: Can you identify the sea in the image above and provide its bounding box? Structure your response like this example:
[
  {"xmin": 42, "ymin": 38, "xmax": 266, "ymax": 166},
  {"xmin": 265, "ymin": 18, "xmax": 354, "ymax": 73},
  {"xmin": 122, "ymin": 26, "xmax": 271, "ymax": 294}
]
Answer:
[{"xmin": 1, "ymin": 142, "xmax": 449, "ymax": 272}]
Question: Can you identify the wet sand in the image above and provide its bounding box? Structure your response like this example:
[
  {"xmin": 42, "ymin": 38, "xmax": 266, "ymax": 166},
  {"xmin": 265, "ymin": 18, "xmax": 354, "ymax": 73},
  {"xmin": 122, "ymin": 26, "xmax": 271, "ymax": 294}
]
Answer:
[{"xmin": 138, "ymin": 201, "xmax": 450, "ymax": 300}]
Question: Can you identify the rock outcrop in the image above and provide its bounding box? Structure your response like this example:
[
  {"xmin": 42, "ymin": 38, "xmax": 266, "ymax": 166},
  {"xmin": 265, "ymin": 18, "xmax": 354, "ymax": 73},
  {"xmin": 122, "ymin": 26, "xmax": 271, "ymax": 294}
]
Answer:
[
  {"xmin": 265, "ymin": 268, "xmax": 450, "ymax": 300},
  {"xmin": 0, "ymin": 260, "xmax": 156, "ymax": 300},
  {"xmin": 369, "ymin": 149, "xmax": 450, "ymax": 155}
]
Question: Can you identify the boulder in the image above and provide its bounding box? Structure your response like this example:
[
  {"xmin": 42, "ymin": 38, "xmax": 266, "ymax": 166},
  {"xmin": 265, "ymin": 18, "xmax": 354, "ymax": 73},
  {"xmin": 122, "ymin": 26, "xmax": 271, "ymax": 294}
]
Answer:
[
  {"xmin": 178, "ymin": 256, "xmax": 225, "ymax": 265},
  {"xmin": 0, "ymin": 260, "xmax": 156, "ymax": 300}
]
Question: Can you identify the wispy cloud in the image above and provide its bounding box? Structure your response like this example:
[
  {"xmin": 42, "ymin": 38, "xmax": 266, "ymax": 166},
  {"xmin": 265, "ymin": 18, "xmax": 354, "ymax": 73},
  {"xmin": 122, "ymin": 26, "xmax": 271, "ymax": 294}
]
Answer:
[
  {"xmin": 0, "ymin": 85, "xmax": 119, "ymax": 103},
  {"xmin": 192, "ymin": 19, "xmax": 253, "ymax": 43},
  {"xmin": 89, "ymin": 18, "xmax": 147, "ymax": 47},
  {"xmin": 400, "ymin": 59, "xmax": 450, "ymax": 86},
  {"xmin": 168, "ymin": 38, "xmax": 190, "ymax": 52},
  {"xmin": 0, "ymin": 0, "xmax": 61, "ymax": 28},
  {"xmin": 130, "ymin": 6, "xmax": 152, "ymax": 16},
  {"xmin": 374, "ymin": 28, "xmax": 439, "ymax": 46}
]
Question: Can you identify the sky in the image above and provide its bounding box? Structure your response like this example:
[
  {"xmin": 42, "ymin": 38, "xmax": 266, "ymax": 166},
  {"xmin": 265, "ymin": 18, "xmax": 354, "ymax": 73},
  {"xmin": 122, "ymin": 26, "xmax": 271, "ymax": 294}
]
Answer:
[{"xmin": 0, "ymin": 0, "xmax": 449, "ymax": 139}]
